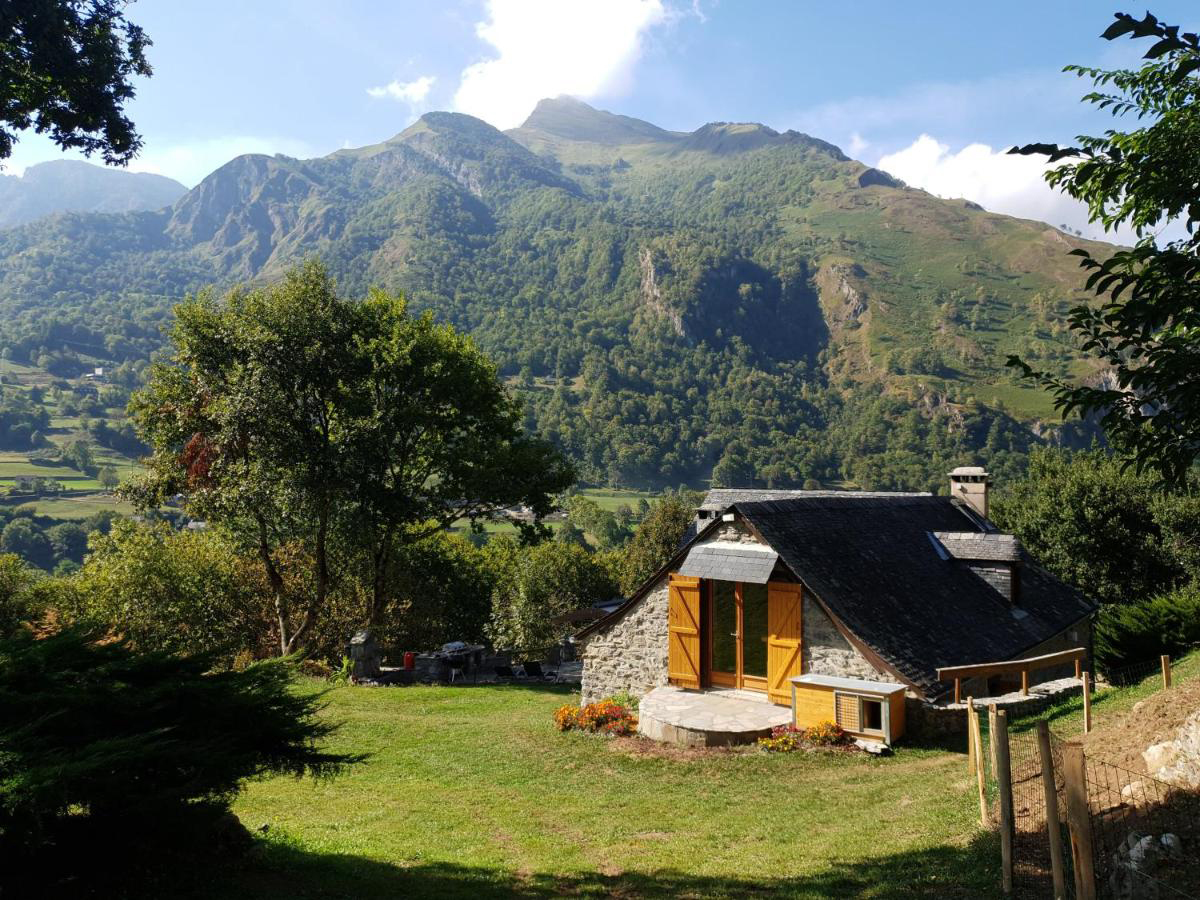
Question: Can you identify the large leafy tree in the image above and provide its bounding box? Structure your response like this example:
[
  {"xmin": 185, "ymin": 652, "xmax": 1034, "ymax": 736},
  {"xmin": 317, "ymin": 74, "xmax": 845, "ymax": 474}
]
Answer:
[
  {"xmin": 1009, "ymin": 12, "xmax": 1200, "ymax": 485},
  {"xmin": 347, "ymin": 289, "xmax": 574, "ymax": 625},
  {"xmin": 1, "ymin": 0, "xmax": 152, "ymax": 163},
  {"xmin": 131, "ymin": 261, "xmax": 572, "ymax": 653}
]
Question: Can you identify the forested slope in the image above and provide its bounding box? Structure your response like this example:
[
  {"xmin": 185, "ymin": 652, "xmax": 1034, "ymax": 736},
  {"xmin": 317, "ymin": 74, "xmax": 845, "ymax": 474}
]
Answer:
[{"xmin": 0, "ymin": 97, "xmax": 1110, "ymax": 490}]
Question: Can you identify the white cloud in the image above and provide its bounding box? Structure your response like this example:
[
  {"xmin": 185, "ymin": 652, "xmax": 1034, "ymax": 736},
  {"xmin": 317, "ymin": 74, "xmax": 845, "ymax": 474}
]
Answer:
[
  {"xmin": 452, "ymin": 0, "xmax": 669, "ymax": 130},
  {"xmin": 847, "ymin": 132, "xmax": 869, "ymax": 159},
  {"xmin": 875, "ymin": 134, "xmax": 1149, "ymax": 243},
  {"xmin": 367, "ymin": 75, "xmax": 436, "ymax": 104}
]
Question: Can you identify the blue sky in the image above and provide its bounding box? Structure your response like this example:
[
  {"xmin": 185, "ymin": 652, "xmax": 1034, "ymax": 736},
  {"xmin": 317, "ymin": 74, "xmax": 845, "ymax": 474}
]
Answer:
[{"xmin": 7, "ymin": 1, "xmax": 1197, "ymax": 239}]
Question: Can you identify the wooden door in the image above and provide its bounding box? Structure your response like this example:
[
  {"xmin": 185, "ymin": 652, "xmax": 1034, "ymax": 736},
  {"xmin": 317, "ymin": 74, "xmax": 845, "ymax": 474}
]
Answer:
[
  {"xmin": 767, "ymin": 582, "xmax": 804, "ymax": 705},
  {"xmin": 668, "ymin": 574, "xmax": 701, "ymax": 689}
]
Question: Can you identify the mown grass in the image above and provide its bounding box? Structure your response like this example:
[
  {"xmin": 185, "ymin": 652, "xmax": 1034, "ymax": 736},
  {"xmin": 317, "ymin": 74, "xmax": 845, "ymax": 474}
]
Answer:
[
  {"xmin": 184, "ymin": 683, "xmax": 1001, "ymax": 899},
  {"xmin": 1010, "ymin": 649, "xmax": 1200, "ymax": 737}
]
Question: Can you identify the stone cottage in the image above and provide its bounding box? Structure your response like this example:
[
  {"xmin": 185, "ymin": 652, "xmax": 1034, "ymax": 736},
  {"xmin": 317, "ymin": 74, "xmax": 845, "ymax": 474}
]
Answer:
[{"xmin": 576, "ymin": 470, "xmax": 1097, "ymax": 714}]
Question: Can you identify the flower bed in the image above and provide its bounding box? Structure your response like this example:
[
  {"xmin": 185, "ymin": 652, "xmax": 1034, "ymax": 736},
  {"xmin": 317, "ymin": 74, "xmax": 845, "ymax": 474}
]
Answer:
[
  {"xmin": 758, "ymin": 721, "xmax": 850, "ymax": 752},
  {"xmin": 554, "ymin": 699, "xmax": 637, "ymax": 737}
]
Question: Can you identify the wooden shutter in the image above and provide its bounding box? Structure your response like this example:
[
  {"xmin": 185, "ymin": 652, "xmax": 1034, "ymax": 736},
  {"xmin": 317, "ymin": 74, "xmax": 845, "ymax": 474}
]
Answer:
[
  {"xmin": 667, "ymin": 574, "xmax": 701, "ymax": 689},
  {"xmin": 766, "ymin": 582, "xmax": 804, "ymax": 705}
]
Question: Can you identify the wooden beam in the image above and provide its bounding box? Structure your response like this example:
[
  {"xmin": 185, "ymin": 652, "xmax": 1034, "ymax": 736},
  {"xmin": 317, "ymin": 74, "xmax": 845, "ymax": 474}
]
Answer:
[
  {"xmin": 970, "ymin": 700, "xmax": 989, "ymax": 827},
  {"xmin": 1037, "ymin": 721, "xmax": 1068, "ymax": 900},
  {"xmin": 1081, "ymin": 671, "xmax": 1092, "ymax": 735},
  {"xmin": 954, "ymin": 677, "xmax": 961, "ymax": 705},
  {"xmin": 995, "ymin": 710, "xmax": 1014, "ymax": 895},
  {"xmin": 937, "ymin": 647, "xmax": 1086, "ymax": 683},
  {"xmin": 1062, "ymin": 743, "xmax": 1096, "ymax": 900}
]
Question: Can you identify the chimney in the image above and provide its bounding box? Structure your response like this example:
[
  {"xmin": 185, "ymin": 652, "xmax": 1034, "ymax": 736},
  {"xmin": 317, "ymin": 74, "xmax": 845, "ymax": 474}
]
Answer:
[{"xmin": 949, "ymin": 466, "xmax": 990, "ymax": 520}]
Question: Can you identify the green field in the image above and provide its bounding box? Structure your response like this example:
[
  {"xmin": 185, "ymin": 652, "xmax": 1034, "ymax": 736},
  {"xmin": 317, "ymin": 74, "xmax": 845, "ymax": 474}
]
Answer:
[{"xmin": 192, "ymin": 683, "xmax": 998, "ymax": 899}]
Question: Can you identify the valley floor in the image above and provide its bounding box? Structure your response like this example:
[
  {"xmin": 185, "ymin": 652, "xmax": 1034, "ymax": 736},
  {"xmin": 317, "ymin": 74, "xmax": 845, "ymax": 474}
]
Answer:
[{"xmin": 191, "ymin": 682, "xmax": 998, "ymax": 899}]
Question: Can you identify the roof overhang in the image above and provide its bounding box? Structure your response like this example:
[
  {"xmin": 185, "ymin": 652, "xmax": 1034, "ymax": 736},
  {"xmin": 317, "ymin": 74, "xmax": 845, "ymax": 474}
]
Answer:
[{"xmin": 676, "ymin": 541, "xmax": 778, "ymax": 583}]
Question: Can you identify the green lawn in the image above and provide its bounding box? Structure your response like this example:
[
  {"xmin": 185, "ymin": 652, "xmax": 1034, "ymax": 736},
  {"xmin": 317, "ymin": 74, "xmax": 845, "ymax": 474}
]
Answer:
[
  {"xmin": 194, "ymin": 683, "xmax": 999, "ymax": 899},
  {"xmin": 1011, "ymin": 649, "xmax": 1200, "ymax": 737}
]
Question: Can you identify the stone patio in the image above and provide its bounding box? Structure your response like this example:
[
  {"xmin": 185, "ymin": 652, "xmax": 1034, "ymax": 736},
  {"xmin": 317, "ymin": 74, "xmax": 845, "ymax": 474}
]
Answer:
[{"xmin": 638, "ymin": 686, "xmax": 793, "ymax": 747}]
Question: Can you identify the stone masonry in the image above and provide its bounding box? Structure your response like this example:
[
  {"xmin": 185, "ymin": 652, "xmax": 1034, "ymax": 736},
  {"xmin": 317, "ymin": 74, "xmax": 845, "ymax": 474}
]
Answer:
[
  {"xmin": 580, "ymin": 575, "xmax": 670, "ymax": 705},
  {"xmin": 581, "ymin": 520, "xmax": 897, "ymax": 703}
]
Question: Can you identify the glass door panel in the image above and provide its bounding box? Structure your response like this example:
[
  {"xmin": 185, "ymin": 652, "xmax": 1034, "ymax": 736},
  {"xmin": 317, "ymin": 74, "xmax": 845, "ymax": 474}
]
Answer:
[
  {"xmin": 711, "ymin": 580, "xmax": 737, "ymax": 678},
  {"xmin": 741, "ymin": 582, "xmax": 768, "ymax": 679}
]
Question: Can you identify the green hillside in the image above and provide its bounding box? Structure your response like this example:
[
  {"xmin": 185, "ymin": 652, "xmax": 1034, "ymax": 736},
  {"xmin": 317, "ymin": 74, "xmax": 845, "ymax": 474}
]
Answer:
[{"xmin": 0, "ymin": 97, "xmax": 1110, "ymax": 492}]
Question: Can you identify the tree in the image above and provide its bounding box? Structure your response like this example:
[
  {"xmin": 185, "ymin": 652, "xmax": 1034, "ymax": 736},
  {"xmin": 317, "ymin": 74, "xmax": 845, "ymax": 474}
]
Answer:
[
  {"xmin": 63, "ymin": 438, "xmax": 95, "ymax": 474},
  {"xmin": 1009, "ymin": 12, "xmax": 1200, "ymax": 485},
  {"xmin": 344, "ymin": 287, "xmax": 573, "ymax": 626},
  {"xmin": 617, "ymin": 492, "xmax": 699, "ymax": 596},
  {"xmin": 97, "ymin": 464, "xmax": 119, "ymax": 491},
  {"xmin": 64, "ymin": 520, "xmax": 273, "ymax": 660},
  {"xmin": 0, "ymin": 520, "xmax": 52, "ymax": 570},
  {"xmin": 990, "ymin": 447, "xmax": 1200, "ymax": 604},
  {"xmin": 130, "ymin": 261, "xmax": 572, "ymax": 654},
  {"xmin": 1, "ymin": 0, "xmax": 152, "ymax": 163},
  {"xmin": 0, "ymin": 553, "xmax": 38, "ymax": 637},
  {"xmin": 0, "ymin": 630, "xmax": 351, "ymax": 885},
  {"xmin": 485, "ymin": 538, "xmax": 617, "ymax": 657}
]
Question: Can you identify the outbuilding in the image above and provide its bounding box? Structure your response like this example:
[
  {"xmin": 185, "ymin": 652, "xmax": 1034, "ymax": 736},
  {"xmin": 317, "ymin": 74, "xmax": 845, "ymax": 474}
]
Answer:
[{"xmin": 790, "ymin": 673, "xmax": 907, "ymax": 745}]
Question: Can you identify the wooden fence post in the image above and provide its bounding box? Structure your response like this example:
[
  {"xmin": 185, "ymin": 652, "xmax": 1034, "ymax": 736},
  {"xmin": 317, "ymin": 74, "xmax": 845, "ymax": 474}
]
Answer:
[
  {"xmin": 1074, "ymin": 657, "xmax": 1082, "ymax": 680},
  {"xmin": 1036, "ymin": 721, "xmax": 1067, "ymax": 900},
  {"xmin": 995, "ymin": 709, "xmax": 1014, "ymax": 895},
  {"xmin": 1062, "ymin": 743, "xmax": 1096, "ymax": 900},
  {"xmin": 1161, "ymin": 655, "xmax": 1171, "ymax": 690},
  {"xmin": 988, "ymin": 703, "xmax": 999, "ymax": 774},
  {"xmin": 1081, "ymin": 671, "xmax": 1092, "ymax": 735},
  {"xmin": 967, "ymin": 695, "xmax": 976, "ymax": 774},
  {"xmin": 1021, "ymin": 666, "xmax": 1029, "ymax": 696},
  {"xmin": 970, "ymin": 700, "xmax": 989, "ymax": 826}
]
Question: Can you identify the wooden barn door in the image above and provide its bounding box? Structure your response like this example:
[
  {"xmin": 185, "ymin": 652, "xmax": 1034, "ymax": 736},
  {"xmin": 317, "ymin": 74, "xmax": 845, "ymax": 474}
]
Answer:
[
  {"xmin": 667, "ymin": 574, "xmax": 701, "ymax": 689},
  {"xmin": 767, "ymin": 582, "xmax": 804, "ymax": 705}
]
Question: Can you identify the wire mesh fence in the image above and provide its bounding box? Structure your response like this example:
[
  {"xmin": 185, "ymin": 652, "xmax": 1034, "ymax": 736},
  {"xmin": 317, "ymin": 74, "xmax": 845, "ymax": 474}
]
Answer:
[
  {"xmin": 1102, "ymin": 657, "xmax": 1167, "ymax": 689},
  {"xmin": 970, "ymin": 698, "xmax": 1198, "ymax": 899},
  {"xmin": 1084, "ymin": 755, "xmax": 1199, "ymax": 899}
]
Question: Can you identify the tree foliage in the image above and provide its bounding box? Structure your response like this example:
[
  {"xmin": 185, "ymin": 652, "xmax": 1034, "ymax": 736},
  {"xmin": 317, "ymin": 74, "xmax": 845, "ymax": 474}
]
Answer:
[
  {"xmin": 617, "ymin": 491, "xmax": 700, "ymax": 595},
  {"xmin": 485, "ymin": 538, "xmax": 617, "ymax": 656},
  {"xmin": 130, "ymin": 261, "xmax": 572, "ymax": 653},
  {"xmin": 1009, "ymin": 12, "xmax": 1200, "ymax": 485},
  {"xmin": 0, "ymin": 629, "xmax": 352, "ymax": 867},
  {"xmin": 991, "ymin": 447, "xmax": 1200, "ymax": 604},
  {"xmin": 0, "ymin": 0, "xmax": 152, "ymax": 163}
]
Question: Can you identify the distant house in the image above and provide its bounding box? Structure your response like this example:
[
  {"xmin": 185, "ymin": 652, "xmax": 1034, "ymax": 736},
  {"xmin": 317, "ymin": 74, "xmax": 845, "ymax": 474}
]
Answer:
[{"xmin": 577, "ymin": 469, "xmax": 1097, "ymax": 717}]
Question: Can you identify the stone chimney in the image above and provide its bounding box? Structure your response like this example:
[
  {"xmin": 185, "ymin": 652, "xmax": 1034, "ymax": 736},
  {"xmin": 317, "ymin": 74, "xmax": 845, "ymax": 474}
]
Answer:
[{"xmin": 949, "ymin": 466, "xmax": 990, "ymax": 520}]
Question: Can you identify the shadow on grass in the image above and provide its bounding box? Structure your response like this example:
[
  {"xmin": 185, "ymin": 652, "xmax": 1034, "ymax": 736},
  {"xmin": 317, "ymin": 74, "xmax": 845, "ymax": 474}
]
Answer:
[{"xmin": 184, "ymin": 829, "xmax": 1001, "ymax": 900}]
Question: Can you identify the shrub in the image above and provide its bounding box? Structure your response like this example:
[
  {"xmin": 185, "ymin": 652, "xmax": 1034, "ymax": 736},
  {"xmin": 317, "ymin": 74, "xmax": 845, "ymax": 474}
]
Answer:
[
  {"xmin": 553, "ymin": 703, "xmax": 579, "ymax": 731},
  {"xmin": 554, "ymin": 698, "xmax": 636, "ymax": 736},
  {"xmin": 1095, "ymin": 585, "xmax": 1200, "ymax": 672},
  {"xmin": 0, "ymin": 628, "xmax": 355, "ymax": 869},
  {"xmin": 758, "ymin": 724, "xmax": 805, "ymax": 752},
  {"xmin": 806, "ymin": 720, "xmax": 847, "ymax": 746}
]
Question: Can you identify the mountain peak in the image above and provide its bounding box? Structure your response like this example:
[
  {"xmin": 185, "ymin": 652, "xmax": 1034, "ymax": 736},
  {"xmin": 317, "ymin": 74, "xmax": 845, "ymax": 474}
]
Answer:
[{"xmin": 513, "ymin": 96, "xmax": 680, "ymax": 145}]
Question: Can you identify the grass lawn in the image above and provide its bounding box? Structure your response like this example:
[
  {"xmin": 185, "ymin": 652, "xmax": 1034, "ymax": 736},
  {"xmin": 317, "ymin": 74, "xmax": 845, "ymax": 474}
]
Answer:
[
  {"xmin": 194, "ymin": 683, "xmax": 999, "ymax": 899},
  {"xmin": 1011, "ymin": 649, "xmax": 1200, "ymax": 737}
]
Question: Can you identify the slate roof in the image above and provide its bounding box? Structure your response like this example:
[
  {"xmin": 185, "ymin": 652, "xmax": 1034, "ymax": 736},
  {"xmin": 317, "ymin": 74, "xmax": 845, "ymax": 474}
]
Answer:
[
  {"xmin": 731, "ymin": 496, "xmax": 1097, "ymax": 698},
  {"xmin": 933, "ymin": 531, "xmax": 1021, "ymax": 562},
  {"xmin": 677, "ymin": 541, "xmax": 779, "ymax": 583}
]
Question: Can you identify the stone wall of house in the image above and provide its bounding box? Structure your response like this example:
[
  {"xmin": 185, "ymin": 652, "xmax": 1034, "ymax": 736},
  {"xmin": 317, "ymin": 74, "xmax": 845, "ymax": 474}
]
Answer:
[
  {"xmin": 580, "ymin": 574, "xmax": 670, "ymax": 705},
  {"xmin": 802, "ymin": 596, "xmax": 888, "ymax": 682}
]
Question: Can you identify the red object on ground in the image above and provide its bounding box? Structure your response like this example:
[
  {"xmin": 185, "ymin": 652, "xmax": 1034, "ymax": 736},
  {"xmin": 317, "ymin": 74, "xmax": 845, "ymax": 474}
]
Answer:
[{"xmin": 403, "ymin": 652, "xmax": 415, "ymax": 670}]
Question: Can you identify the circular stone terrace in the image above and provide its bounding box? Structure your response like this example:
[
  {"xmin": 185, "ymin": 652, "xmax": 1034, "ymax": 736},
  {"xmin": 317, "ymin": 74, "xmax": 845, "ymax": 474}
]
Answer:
[{"xmin": 638, "ymin": 686, "xmax": 792, "ymax": 747}]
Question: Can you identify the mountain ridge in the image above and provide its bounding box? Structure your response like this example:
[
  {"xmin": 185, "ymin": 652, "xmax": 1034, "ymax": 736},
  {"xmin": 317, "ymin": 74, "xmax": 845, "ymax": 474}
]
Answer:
[
  {"xmin": 0, "ymin": 160, "xmax": 187, "ymax": 229},
  {"xmin": 0, "ymin": 98, "xmax": 1110, "ymax": 490}
]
